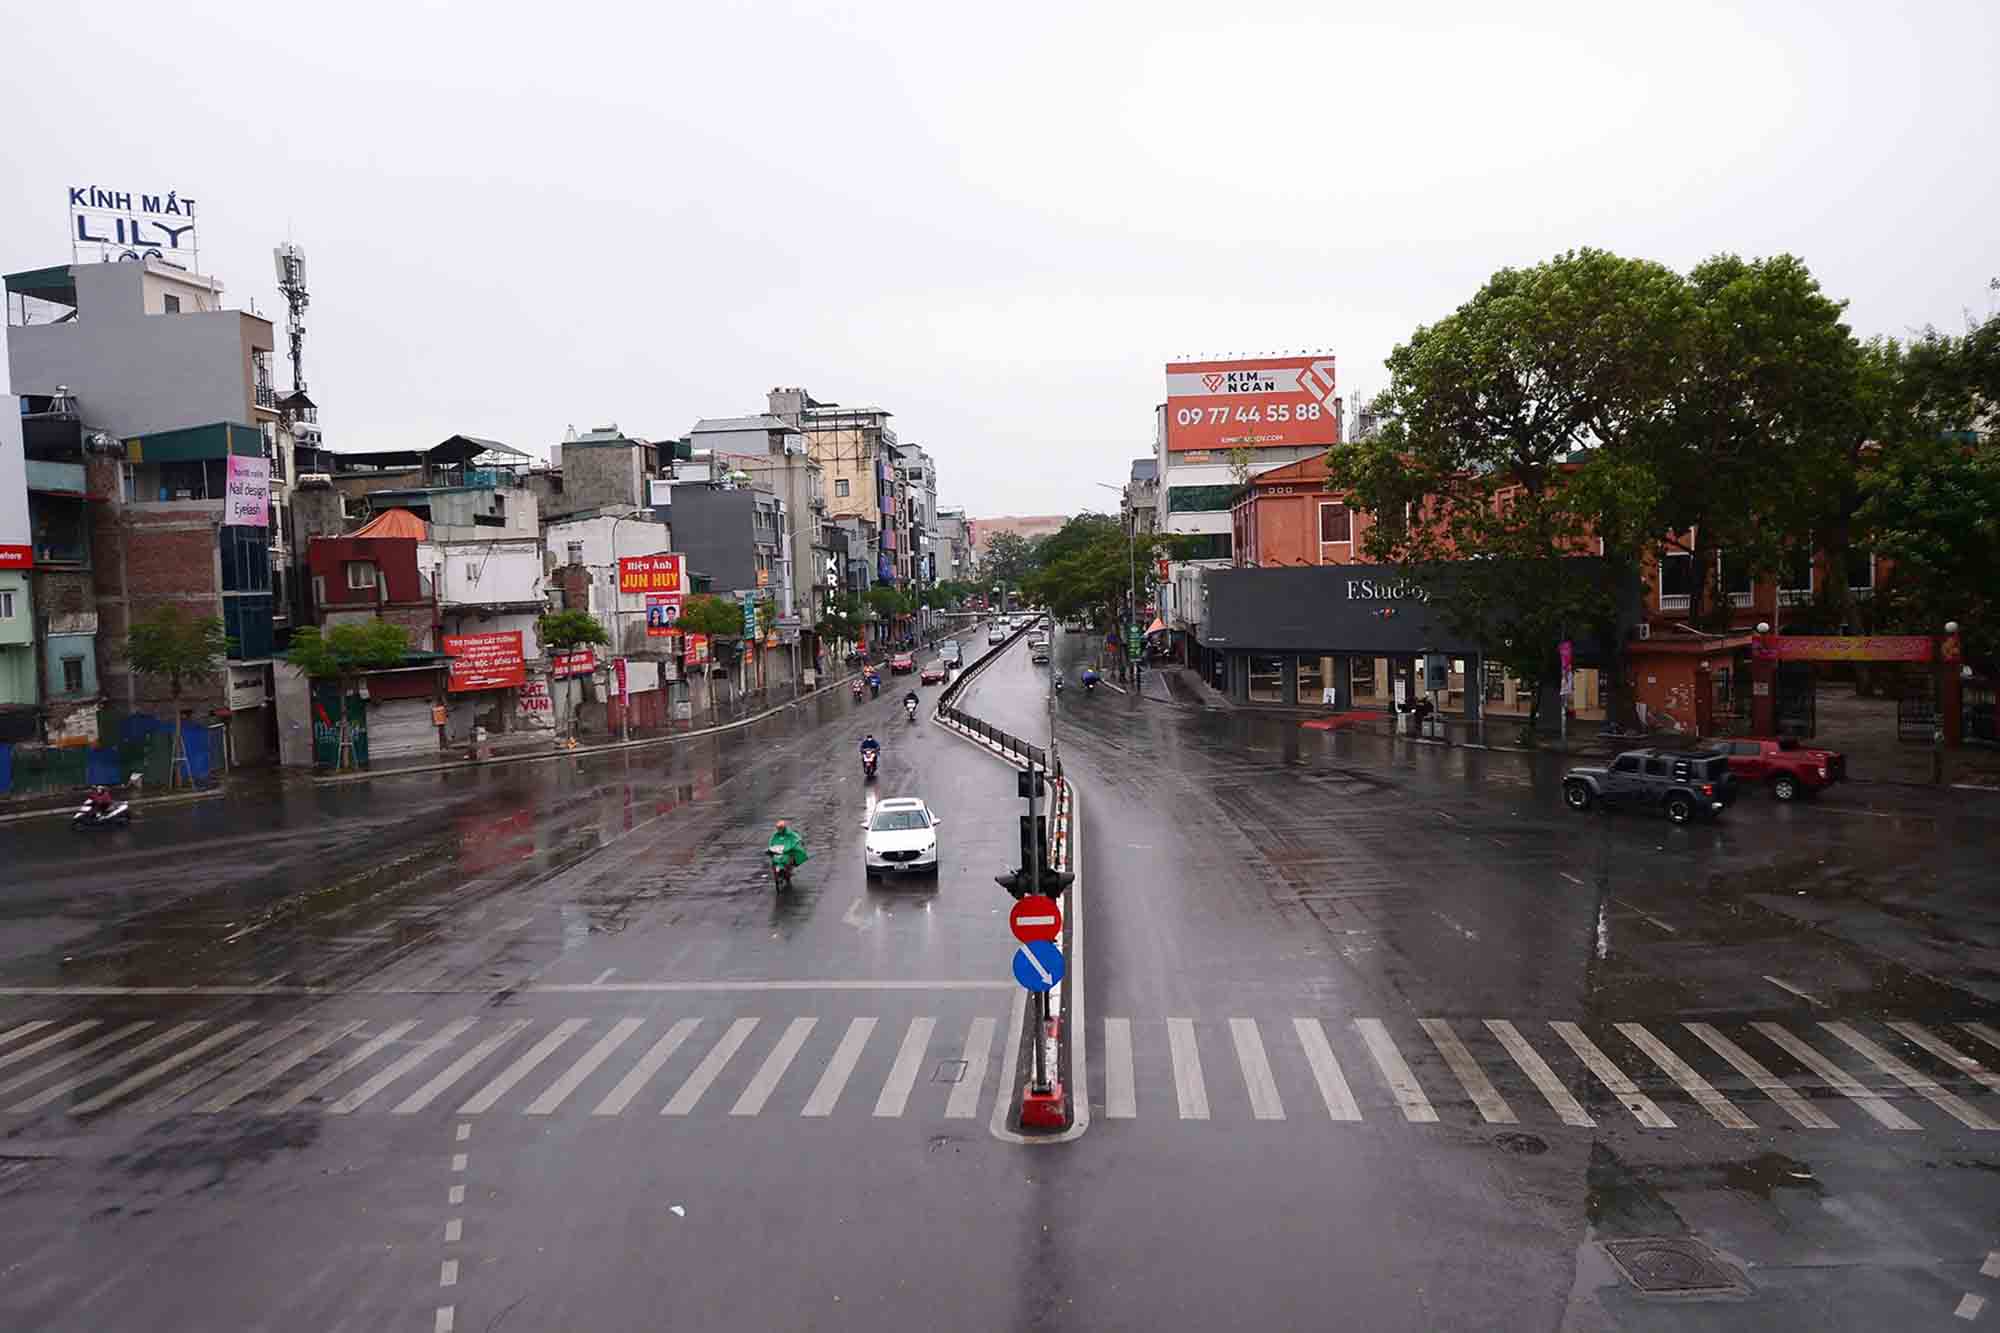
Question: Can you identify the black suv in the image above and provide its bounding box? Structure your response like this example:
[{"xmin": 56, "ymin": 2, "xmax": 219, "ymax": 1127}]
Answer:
[{"xmin": 1562, "ymin": 748, "xmax": 1738, "ymax": 824}]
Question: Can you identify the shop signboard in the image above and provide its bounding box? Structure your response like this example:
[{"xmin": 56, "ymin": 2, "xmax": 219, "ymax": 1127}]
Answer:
[
  {"xmin": 551, "ymin": 648, "xmax": 598, "ymax": 680},
  {"xmin": 0, "ymin": 401, "xmax": 29, "ymax": 568},
  {"xmin": 1164, "ymin": 355, "xmax": 1339, "ymax": 453},
  {"xmin": 443, "ymin": 631, "xmax": 526, "ymax": 692},
  {"xmin": 646, "ymin": 594, "xmax": 682, "ymax": 636},
  {"xmin": 619, "ymin": 553, "xmax": 683, "ymax": 594}
]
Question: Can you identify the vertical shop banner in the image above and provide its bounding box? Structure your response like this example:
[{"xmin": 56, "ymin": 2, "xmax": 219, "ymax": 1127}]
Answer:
[
  {"xmin": 646, "ymin": 594, "xmax": 683, "ymax": 635},
  {"xmin": 684, "ymin": 633, "xmax": 711, "ymax": 664},
  {"xmin": 224, "ymin": 454, "xmax": 271, "ymax": 527},
  {"xmin": 443, "ymin": 631, "xmax": 527, "ymax": 691}
]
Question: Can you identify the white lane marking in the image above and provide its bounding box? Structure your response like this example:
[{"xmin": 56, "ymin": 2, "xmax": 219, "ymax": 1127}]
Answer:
[
  {"xmin": 596, "ymin": 1019, "xmax": 699, "ymax": 1116},
  {"xmin": 946, "ymin": 1017, "xmax": 995, "ymax": 1120},
  {"xmin": 872, "ymin": 1018, "xmax": 933, "ymax": 1118},
  {"xmin": 444, "ymin": 1218, "xmax": 462, "ymax": 1244},
  {"xmin": 135, "ymin": 1020, "xmax": 309, "ymax": 1114},
  {"xmin": 439, "ymin": 1258, "xmax": 458, "ymax": 1287},
  {"xmin": 267, "ymin": 1021, "xmax": 416, "ymax": 1113},
  {"xmin": 530, "ymin": 1018, "xmax": 643, "ymax": 1115},
  {"xmin": 663, "ymin": 1018, "xmax": 758, "ymax": 1116},
  {"xmin": 450, "ymin": 1153, "xmax": 467, "ymax": 1172},
  {"xmin": 1616, "ymin": 1022, "xmax": 1754, "ymax": 1129},
  {"xmin": 1551, "ymin": 1022, "xmax": 1673, "ymax": 1128},
  {"xmin": 1435, "ymin": 810, "xmax": 1458, "ymax": 823},
  {"xmin": 1293, "ymin": 1018, "xmax": 1362, "ymax": 1121},
  {"xmin": 435, "ymin": 1305, "xmax": 455, "ymax": 1332},
  {"xmin": 1229, "ymin": 1019, "xmax": 1286, "ymax": 1121},
  {"xmin": 197, "ymin": 1021, "xmax": 365, "ymax": 1112},
  {"xmin": 0, "ymin": 1021, "xmax": 132, "ymax": 1092},
  {"xmin": 1684, "ymin": 1023, "xmax": 1835, "ymax": 1129},
  {"xmin": 1752, "ymin": 1022, "xmax": 1920, "ymax": 1131},
  {"xmin": 592, "ymin": 969, "xmax": 618, "ymax": 985},
  {"xmin": 458, "ymin": 1019, "xmax": 586, "ymax": 1114},
  {"xmin": 1486, "ymin": 1020, "xmax": 1593, "ymax": 1127},
  {"xmin": 455, "ymin": 1123, "xmax": 470, "ymax": 1141},
  {"xmin": 1614, "ymin": 900, "xmax": 1679, "ymax": 933},
  {"xmin": 1166, "ymin": 1018, "xmax": 1210, "ymax": 1121},
  {"xmin": 72, "ymin": 1022, "xmax": 259, "ymax": 1115},
  {"xmin": 0, "ymin": 1020, "xmax": 53, "ymax": 1052},
  {"xmin": 394, "ymin": 1021, "xmax": 529, "ymax": 1115},
  {"xmin": 1957, "ymin": 1293, "xmax": 1985, "ymax": 1320},
  {"xmin": 9, "ymin": 1022, "xmax": 206, "ymax": 1114},
  {"xmin": 327, "ymin": 1019, "xmax": 475, "ymax": 1115},
  {"xmin": 1559, "ymin": 872, "xmax": 1583, "ymax": 886},
  {"xmin": 1355, "ymin": 1018, "xmax": 1437, "ymax": 1123},
  {"xmin": 1888, "ymin": 1022, "xmax": 2000, "ymax": 1096},
  {"xmin": 1421, "ymin": 1019, "xmax": 1517, "ymax": 1124},
  {"xmin": 732, "ymin": 1018, "xmax": 815, "ymax": 1117},
  {"xmin": 1821, "ymin": 1022, "xmax": 1999, "ymax": 1131},
  {"xmin": 808, "ymin": 1017, "xmax": 881, "ymax": 1116},
  {"xmin": 448, "ymin": 1185, "xmax": 465, "ymax": 1206},
  {"xmin": 1984, "ymin": 1251, "xmax": 2000, "ymax": 1280},
  {"xmin": 1104, "ymin": 1018, "xmax": 1137, "ymax": 1119},
  {"xmin": 1762, "ymin": 976, "xmax": 1826, "ymax": 1006},
  {"xmin": 1961, "ymin": 1023, "xmax": 2000, "ymax": 1057},
  {"xmin": 498, "ymin": 916, "xmax": 533, "ymax": 934}
]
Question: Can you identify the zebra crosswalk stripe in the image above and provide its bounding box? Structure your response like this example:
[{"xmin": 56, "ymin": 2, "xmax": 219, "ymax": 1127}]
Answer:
[
  {"xmin": 804, "ymin": 1017, "xmax": 877, "ymax": 1118},
  {"xmin": 393, "ymin": 1021, "xmax": 528, "ymax": 1115},
  {"xmin": 459, "ymin": 1019, "xmax": 586, "ymax": 1115},
  {"xmin": 0, "ymin": 1020, "xmax": 54, "ymax": 1054},
  {"xmin": 72, "ymin": 1021, "xmax": 258, "ymax": 1116},
  {"xmin": 1485, "ymin": 1020, "xmax": 1593, "ymax": 1127},
  {"xmin": 0, "ymin": 1021, "xmax": 136, "ymax": 1095},
  {"xmin": 1293, "ymin": 1018, "xmax": 1361, "ymax": 1121},
  {"xmin": 1103, "ymin": 1018, "xmax": 1137, "ymax": 1119},
  {"xmin": 1683, "ymin": 1022, "xmax": 1835, "ymax": 1129},
  {"xmin": 1887, "ymin": 1021, "xmax": 2000, "ymax": 1096},
  {"xmin": 1229, "ymin": 1018, "xmax": 1285, "ymax": 1121},
  {"xmin": 597, "ymin": 1019, "xmax": 699, "ymax": 1117},
  {"xmin": 1753, "ymin": 1022, "xmax": 1919, "ymax": 1131},
  {"xmin": 10, "ymin": 1022, "xmax": 207, "ymax": 1115},
  {"xmin": 199, "ymin": 1020, "xmax": 366, "ymax": 1113},
  {"xmin": 1421, "ymin": 1019, "xmax": 1516, "ymax": 1125},
  {"xmin": 1821, "ymin": 1022, "xmax": 1999, "ymax": 1132},
  {"xmin": 531, "ymin": 1017, "xmax": 643, "ymax": 1116},
  {"xmin": 1167, "ymin": 1018, "xmax": 1209, "ymax": 1120},
  {"xmin": 267, "ymin": 1021, "xmax": 414, "ymax": 1113},
  {"xmin": 869, "ymin": 1018, "xmax": 929, "ymax": 1119},
  {"xmin": 663, "ymin": 1018, "xmax": 758, "ymax": 1116},
  {"xmin": 135, "ymin": 1020, "xmax": 309, "ymax": 1114},
  {"xmin": 1615, "ymin": 1022, "xmax": 1752, "ymax": 1129},
  {"xmin": 1550, "ymin": 1022, "xmax": 1673, "ymax": 1128},
  {"xmin": 732, "ymin": 1018, "xmax": 815, "ymax": 1117},
  {"xmin": 327, "ymin": 1019, "xmax": 473, "ymax": 1115},
  {"xmin": 1355, "ymin": 1018, "xmax": 1436, "ymax": 1123},
  {"xmin": 945, "ymin": 1017, "xmax": 995, "ymax": 1120}
]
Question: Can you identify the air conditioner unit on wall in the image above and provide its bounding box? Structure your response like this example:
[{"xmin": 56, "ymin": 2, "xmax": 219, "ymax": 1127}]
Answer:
[{"xmin": 1636, "ymin": 623, "xmax": 1651, "ymax": 639}]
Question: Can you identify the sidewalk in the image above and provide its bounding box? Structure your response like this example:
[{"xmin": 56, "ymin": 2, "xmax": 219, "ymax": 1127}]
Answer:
[{"xmin": 1153, "ymin": 666, "xmax": 1233, "ymax": 710}]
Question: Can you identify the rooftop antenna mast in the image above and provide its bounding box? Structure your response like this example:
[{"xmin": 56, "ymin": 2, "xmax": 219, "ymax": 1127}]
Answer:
[{"xmin": 273, "ymin": 242, "xmax": 309, "ymax": 393}]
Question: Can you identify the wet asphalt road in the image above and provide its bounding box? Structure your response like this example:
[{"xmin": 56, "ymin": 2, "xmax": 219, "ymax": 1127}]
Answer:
[{"xmin": 3, "ymin": 623, "xmax": 1999, "ymax": 1330}]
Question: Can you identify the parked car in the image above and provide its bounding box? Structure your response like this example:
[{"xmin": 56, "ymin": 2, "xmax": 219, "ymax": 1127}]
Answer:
[
  {"xmin": 920, "ymin": 663, "xmax": 948, "ymax": 685},
  {"xmin": 889, "ymin": 652, "xmax": 916, "ymax": 674},
  {"xmin": 987, "ymin": 628, "xmax": 1007, "ymax": 645},
  {"xmin": 1562, "ymin": 748, "xmax": 1738, "ymax": 824},
  {"xmin": 1717, "ymin": 737, "xmax": 1846, "ymax": 800},
  {"xmin": 1031, "ymin": 646, "xmax": 1051, "ymax": 664}
]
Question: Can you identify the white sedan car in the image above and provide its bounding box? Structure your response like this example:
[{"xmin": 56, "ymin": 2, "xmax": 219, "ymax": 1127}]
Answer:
[{"xmin": 863, "ymin": 798, "xmax": 942, "ymax": 878}]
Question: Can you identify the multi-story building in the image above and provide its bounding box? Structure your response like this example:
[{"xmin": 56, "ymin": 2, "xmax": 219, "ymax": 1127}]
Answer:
[
  {"xmin": 932, "ymin": 508, "xmax": 974, "ymax": 584},
  {"xmin": 690, "ymin": 413, "xmax": 829, "ymax": 634},
  {"xmin": 1123, "ymin": 458, "xmax": 1158, "ymax": 538},
  {"xmin": 769, "ymin": 387, "xmax": 901, "ymax": 588},
  {"xmin": 528, "ymin": 424, "xmax": 678, "ymax": 520},
  {"xmin": 329, "ymin": 436, "xmax": 540, "ymax": 539}
]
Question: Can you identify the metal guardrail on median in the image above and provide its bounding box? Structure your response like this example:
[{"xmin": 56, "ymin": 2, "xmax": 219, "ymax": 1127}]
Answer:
[{"xmin": 935, "ymin": 617, "xmax": 1058, "ymax": 778}]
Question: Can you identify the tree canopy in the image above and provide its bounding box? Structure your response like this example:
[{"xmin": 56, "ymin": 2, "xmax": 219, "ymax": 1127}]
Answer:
[
  {"xmin": 287, "ymin": 621, "xmax": 411, "ymax": 680},
  {"xmin": 536, "ymin": 609, "xmax": 611, "ymax": 653},
  {"xmin": 677, "ymin": 594, "xmax": 744, "ymax": 637},
  {"xmin": 123, "ymin": 605, "xmax": 231, "ymax": 702},
  {"xmin": 981, "ymin": 530, "xmax": 1041, "ymax": 588}
]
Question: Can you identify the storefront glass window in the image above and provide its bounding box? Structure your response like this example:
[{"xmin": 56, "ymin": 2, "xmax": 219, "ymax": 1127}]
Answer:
[
  {"xmin": 1349, "ymin": 655, "xmax": 1389, "ymax": 704},
  {"xmin": 1248, "ymin": 655, "xmax": 1284, "ymax": 702},
  {"xmin": 1297, "ymin": 655, "xmax": 1325, "ymax": 702}
]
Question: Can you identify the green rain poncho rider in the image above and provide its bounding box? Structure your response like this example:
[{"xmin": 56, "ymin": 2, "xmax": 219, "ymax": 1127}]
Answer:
[{"xmin": 768, "ymin": 820, "xmax": 809, "ymax": 871}]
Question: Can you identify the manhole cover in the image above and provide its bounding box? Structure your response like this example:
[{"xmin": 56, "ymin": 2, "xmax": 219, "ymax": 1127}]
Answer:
[{"xmin": 1601, "ymin": 1237, "xmax": 1747, "ymax": 1296}]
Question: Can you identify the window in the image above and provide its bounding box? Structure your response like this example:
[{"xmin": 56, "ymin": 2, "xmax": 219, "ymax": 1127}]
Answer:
[
  {"xmin": 163, "ymin": 294, "xmax": 181, "ymax": 314},
  {"xmin": 1718, "ymin": 550, "xmax": 1753, "ymax": 606},
  {"xmin": 1318, "ymin": 503, "xmax": 1351, "ymax": 544},
  {"xmin": 1730, "ymin": 741, "xmax": 1761, "ymax": 756},
  {"xmin": 835, "ymin": 478, "xmax": 850, "ymax": 497},
  {"xmin": 0, "ymin": 590, "xmax": 14, "ymax": 619},
  {"xmin": 1645, "ymin": 757, "xmax": 1670, "ymax": 777},
  {"xmin": 1780, "ymin": 545, "xmax": 1813, "ymax": 603},
  {"xmin": 871, "ymin": 808, "xmax": 932, "ymax": 832},
  {"xmin": 61, "ymin": 656, "xmax": 85, "ymax": 694},
  {"xmin": 1167, "ymin": 485, "xmax": 1238, "ymax": 513},
  {"xmin": 1613, "ymin": 755, "xmax": 1642, "ymax": 774},
  {"xmin": 345, "ymin": 561, "xmax": 378, "ymax": 590},
  {"xmin": 1247, "ymin": 654, "xmax": 1284, "ymax": 703},
  {"xmin": 1659, "ymin": 551, "xmax": 1694, "ymax": 608},
  {"xmin": 1846, "ymin": 547, "xmax": 1874, "ymax": 592}
]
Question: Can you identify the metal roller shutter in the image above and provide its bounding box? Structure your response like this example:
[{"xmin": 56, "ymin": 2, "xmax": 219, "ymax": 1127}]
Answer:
[{"xmin": 366, "ymin": 696, "xmax": 436, "ymax": 762}]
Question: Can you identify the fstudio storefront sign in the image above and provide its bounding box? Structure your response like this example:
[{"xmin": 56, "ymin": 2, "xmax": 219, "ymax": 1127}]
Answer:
[{"xmin": 69, "ymin": 186, "xmax": 200, "ymax": 268}]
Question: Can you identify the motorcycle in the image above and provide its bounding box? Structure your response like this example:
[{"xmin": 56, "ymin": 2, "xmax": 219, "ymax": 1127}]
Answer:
[
  {"xmin": 868, "ymin": 675, "xmax": 881, "ymax": 699},
  {"xmin": 72, "ymin": 799, "xmax": 132, "ymax": 830},
  {"xmin": 1084, "ymin": 677, "xmax": 1098, "ymax": 693},
  {"xmin": 861, "ymin": 748, "xmax": 880, "ymax": 781},
  {"xmin": 850, "ymin": 679, "xmax": 865, "ymax": 701},
  {"xmin": 904, "ymin": 697, "xmax": 918, "ymax": 722},
  {"xmin": 769, "ymin": 845, "xmax": 794, "ymax": 891}
]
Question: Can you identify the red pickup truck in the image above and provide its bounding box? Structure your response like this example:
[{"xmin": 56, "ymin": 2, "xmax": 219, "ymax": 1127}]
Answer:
[{"xmin": 1718, "ymin": 737, "xmax": 1847, "ymax": 801}]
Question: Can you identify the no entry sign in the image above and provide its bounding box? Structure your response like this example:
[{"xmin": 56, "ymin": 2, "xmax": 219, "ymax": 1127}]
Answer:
[{"xmin": 1009, "ymin": 895, "xmax": 1062, "ymax": 944}]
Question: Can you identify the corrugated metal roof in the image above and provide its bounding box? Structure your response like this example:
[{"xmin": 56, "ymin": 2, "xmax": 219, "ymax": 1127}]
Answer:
[{"xmin": 691, "ymin": 415, "xmax": 801, "ymax": 435}]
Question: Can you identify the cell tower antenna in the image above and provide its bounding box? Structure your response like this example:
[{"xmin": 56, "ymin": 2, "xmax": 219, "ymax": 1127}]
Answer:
[{"xmin": 273, "ymin": 242, "xmax": 310, "ymax": 394}]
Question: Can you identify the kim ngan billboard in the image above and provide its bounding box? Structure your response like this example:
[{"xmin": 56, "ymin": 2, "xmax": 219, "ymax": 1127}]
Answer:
[{"xmin": 1164, "ymin": 355, "xmax": 1340, "ymax": 454}]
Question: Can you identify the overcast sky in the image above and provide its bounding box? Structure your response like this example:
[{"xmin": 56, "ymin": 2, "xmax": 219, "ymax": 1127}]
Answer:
[{"xmin": 5, "ymin": 0, "xmax": 1995, "ymax": 519}]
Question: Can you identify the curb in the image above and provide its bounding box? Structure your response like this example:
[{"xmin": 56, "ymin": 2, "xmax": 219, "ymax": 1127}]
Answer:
[{"xmin": 309, "ymin": 674, "xmax": 864, "ymax": 786}]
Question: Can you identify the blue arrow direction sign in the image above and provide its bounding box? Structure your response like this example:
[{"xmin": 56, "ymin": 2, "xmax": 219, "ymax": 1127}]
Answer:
[{"xmin": 1012, "ymin": 939, "xmax": 1065, "ymax": 993}]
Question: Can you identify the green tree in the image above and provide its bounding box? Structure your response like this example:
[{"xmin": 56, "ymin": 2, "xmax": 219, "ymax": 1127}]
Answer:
[
  {"xmin": 1858, "ymin": 437, "xmax": 2000, "ymax": 664},
  {"xmin": 817, "ymin": 593, "xmax": 863, "ymax": 646},
  {"xmin": 1022, "ymin": 514, "xmax": 1130, "ymax": 625},
  {"xmin": 981, "ymin": 530, "xmax": 1040, "ymax": 588},
  {"xmin": 536, "ymin": 609, "xmax": 611, "ymax": 653},
  {"xmin": 678, "ymin": 594, "xmax": 745, "ymax": 637},
  {"xmin": 287, "ymin": 621, "xmax": 411, "ymax": 678},
  {"xmin": 123, "ymin": 605, "xmax": 231, "ymax": 708},
  {"xmin": 1328, "ymin": 248, "xmax": 1687, "ymax": 725}
]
